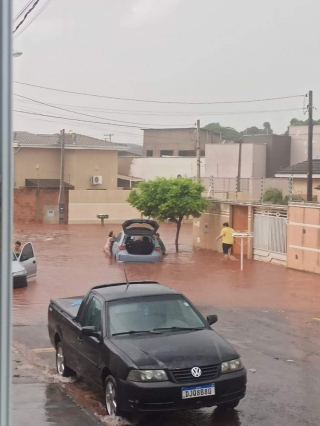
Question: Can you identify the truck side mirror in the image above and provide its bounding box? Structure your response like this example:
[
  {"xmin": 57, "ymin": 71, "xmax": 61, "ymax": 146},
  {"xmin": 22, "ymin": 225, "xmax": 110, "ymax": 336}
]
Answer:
[
  {"xmin": 207, "ymin": 315, "xmax": 218, "ymax": 325},
  {"xmin": 82, "ymin": 326, "xmax": 102, "ymax": 340}
]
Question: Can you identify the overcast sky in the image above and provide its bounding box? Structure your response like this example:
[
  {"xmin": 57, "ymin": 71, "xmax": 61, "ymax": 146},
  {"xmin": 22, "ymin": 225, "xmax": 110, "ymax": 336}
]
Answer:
[{"xmin": 13, "ymin": 0, "xmax": 320, "ymax": 145}]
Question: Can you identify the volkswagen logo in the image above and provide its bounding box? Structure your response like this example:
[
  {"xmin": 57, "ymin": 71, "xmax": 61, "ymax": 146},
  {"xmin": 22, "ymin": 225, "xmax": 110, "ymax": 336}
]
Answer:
[{"xmin": 191, "ymin": 367, "xmax": 202, "ymax": 378}]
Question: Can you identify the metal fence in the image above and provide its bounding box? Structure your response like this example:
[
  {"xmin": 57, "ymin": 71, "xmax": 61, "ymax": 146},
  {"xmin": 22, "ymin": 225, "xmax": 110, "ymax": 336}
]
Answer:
[
  {"xmin": 253, "ymin": 211, "xmax": 287, "ymax": 254},
  {"xmin": 198, "ymin": 176, "xmax": 292, "ymax": 201}
]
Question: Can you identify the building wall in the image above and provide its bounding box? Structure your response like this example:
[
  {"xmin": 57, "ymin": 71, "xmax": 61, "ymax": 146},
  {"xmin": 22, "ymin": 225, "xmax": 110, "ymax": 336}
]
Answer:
[
  {"xmin": 192, "ymin": 202, "xmax": 253, "ymax": 258},
  {"xmin": 291, "ymin": 178, "xmax": 320, "ymax": 201},
  {"xmin": 193, "ymin": 203, "xmax": 231, "ymax": 252},
  {"xmin": 232, "ymin": 205, "xmax": 249, "ymax": 255},
  {"xmin": 243, "ymin": 135, "xmax": 291, "ymax": 177},
  {"xmin": 14, "ymin": 188, "xmax": 69, "ymax": 224},
  {"xmin": 287, "ymin": 204, "xmax": 320, "ymax": 274},
  {"xmin": 129, "ymin": 157, "xmax": 205, "ymax": 180},
  {"xmin": 14, "ymin": 148, "xmax": 61, "ymax": 188},
  {"xmin": 65, "ymin": 149, "xmax": 118, "ymax": 190},
  {"xmin": 14, "ymin": 147, "xmax": 118, "ymax": 190},
  {"xmin": 205, "ymin": 143, "xmax": 266, "ymax": 178},
  {"xmin": 290, "ymin": 125, "xmax": 320, "ymax": 165},
  {"xmin": 118, "ymin": 157, "xmax": 135, "ymax": 176},
  {"xmin": 143, "ymin": 129, "xmax": 221, "ymax": 157},
  {"xmin": 68, "ymin": 190, "xmax": 140, "ymax": 224}
]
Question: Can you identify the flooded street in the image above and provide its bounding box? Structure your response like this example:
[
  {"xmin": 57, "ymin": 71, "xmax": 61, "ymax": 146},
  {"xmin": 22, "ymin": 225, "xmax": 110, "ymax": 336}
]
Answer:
[{"xmin": 12, "ymin": 223, "xmax": 320, "ymax": 426}]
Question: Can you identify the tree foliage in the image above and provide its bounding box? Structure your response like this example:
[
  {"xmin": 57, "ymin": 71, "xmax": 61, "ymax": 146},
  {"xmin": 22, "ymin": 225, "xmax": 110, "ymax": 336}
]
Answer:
[
  {"xmin": 127, "ymin": 178, "xmax": 209, "ymax": 252},
  {"xmin": 262, "ymin": 188, "xmax": 303, "ymax": 205},
  {"xmin": 203, "ymin": 122, "xmax": 273, "ymax": 140},
  {"xmin": 202, "ymin": 122, "xmax": 240, "ymax": 140}
]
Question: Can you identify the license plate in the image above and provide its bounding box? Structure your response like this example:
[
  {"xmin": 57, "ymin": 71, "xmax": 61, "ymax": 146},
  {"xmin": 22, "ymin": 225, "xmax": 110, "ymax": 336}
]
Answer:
[{"xmin": 182, "ymin": 384, "xmax": 215, "ymax": 399}]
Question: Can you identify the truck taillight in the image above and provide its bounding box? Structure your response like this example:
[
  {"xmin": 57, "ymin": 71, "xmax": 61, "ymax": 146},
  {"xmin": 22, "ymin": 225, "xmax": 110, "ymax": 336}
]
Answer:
[
  {"xmin": 155, "ymin": 247, "xmax": 161, "ymax": 252},
  {"xmin": 118, "ymin": 245, "xmax": 125, "ymax": 250}
]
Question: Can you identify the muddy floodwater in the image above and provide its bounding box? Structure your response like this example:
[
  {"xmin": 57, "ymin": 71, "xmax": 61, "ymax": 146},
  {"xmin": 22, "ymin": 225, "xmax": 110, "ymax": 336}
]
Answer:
[
  {"xmin": 12, "ymin": 223, "xmax": 320, "ymax": 426},
  {"xmin": 13, "ymin": 222, "xmax": 320, "ymax": 323}
]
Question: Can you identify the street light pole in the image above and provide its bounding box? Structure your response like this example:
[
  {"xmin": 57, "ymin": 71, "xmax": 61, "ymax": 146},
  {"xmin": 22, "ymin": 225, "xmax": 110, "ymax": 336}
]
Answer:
[{"xmin": 0, "ymin": 0, "xmax": 13, "ymax": 424}]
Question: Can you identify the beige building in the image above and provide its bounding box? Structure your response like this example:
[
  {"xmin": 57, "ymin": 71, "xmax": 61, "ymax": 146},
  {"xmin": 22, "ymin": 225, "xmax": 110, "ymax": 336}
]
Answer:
[
  {"xmin": 275, "ymin": 158, "xmax": 320, "ymax": 201},
  {"xmin": 290, "ymin": 125, "xmax": 320, "ymax": 165},
  {"xmin": 205, "ymin": 143, "xmax": 267, "ymax": 178},
  {"xmin": 143, "ymin": 128, "xmax": 227, "ymax": 157},
  {"xmin": 14, "ymin": 132, "xmax": 125, "ymax": 190}
]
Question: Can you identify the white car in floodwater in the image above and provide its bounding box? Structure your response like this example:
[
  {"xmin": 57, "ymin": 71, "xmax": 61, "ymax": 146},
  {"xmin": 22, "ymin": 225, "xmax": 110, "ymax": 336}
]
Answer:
[{"xmin": 12, "ymin": 242, "xmax": 37, "ymax": 289}]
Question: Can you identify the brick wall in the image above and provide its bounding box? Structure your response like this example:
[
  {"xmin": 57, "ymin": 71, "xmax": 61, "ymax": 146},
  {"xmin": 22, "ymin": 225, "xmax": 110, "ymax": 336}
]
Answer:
[{"xmin": 14, "ymin": 188, "xmax": 69, "ymax": 224}]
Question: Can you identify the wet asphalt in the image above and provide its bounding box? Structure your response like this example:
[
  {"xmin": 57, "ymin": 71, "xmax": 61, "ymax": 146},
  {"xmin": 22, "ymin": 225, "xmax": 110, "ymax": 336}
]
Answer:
[{"xmin": 12, "ymin": 223, "xmax": 320, "ymax": 426}]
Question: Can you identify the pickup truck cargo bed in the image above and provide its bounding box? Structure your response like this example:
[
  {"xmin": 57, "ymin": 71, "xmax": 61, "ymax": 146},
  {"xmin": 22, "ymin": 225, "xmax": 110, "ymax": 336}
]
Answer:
[{"xmin": 50, "ymin": 296, "xmax": 84, "ymax": 319}]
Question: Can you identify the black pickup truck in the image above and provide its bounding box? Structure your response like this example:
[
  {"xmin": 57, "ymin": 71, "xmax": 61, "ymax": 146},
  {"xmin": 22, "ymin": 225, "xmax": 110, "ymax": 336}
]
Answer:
[{"xmin": 48, "ymin": 281, "xmax": 246, "ymax": 416}]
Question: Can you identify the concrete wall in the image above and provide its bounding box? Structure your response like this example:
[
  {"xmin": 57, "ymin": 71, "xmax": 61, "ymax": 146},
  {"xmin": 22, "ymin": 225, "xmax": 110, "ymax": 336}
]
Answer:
[
  {"xmin": 129, "ymin": 157, "xmax": 205, "ymax": 180},
  {"xmin": 193, "ymin": 203, "xmax": 231, "ymax": 252},
  {"xmin": 118, "ymin": 157, "xmax": 135, "ymax": 176},
  {"xmin": 14, "ymin": 188, "xmax": 69, "ymax": 224},
  {"xmin": 290, "ymin": 178, "xmax": 320, "ymax": 201},
  {"xmin": 290, "ymin": 125, "xmax": 320, "ymax": 165},
  {"xmin": 14, "ymin": 147, "xmax": 118, "ymax": 190},
  {"xmin": 243, "ymin": 135, "xmax": 291, "ymax": 177},
  {"xmin": 205, "ymin": 143, "xmax": 266, "ymax": 178},
  {"xmin": 287, "ymin": 204, "xmax": 320, "ymax": 274},
  {"xmin": 68, "ymin": 190, "xmax": 140, "ymax": 224},
  {"xmin": 143, "ymin": 129, "xmax": 221, "ymax": 157}
]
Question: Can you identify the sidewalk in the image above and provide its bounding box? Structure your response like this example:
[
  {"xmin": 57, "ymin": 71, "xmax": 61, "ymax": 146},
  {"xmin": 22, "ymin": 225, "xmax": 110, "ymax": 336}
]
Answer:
[{"xmin": 12, "ymin": 347, "xmax": 99, "ymax": 426}]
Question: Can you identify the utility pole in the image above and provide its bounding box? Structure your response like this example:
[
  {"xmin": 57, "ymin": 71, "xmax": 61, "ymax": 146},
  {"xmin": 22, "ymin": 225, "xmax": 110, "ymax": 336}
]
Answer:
[
  {"xmin": 237, "ymin": 138, "xmax": 243, "ymax": 193},
  {"xmin": 307, "ymin": 90, "xmax": 313, "ymax": 202},
  {"xmin": 104, "ymin": 133, "xmax": 114, "ymax": 142},
  {"xmin": 58, "ymin": 129, "xmax": 65, "ymax": 224},
  {"xmin": 196, "ymin": 119, "xmax": 201, "ymax": 182},
  {"xmin": 0, "ymin": 1, "xmax": 13, "ymax": 425}
]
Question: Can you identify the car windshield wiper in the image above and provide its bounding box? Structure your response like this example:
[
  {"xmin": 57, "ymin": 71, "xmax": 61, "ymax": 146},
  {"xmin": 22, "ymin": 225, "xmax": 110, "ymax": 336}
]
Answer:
[
  {"xmin": 112, "ymin": 330, "xmax": 161, "ymax": 336},
  {"xmin": 153, "ymin": 326, "xmax": 205, "ymax": 332}
]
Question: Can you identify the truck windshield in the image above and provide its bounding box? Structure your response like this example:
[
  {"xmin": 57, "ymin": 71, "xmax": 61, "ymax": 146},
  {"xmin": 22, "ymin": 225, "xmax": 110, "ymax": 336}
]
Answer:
[{"xmin": 109, "ymin": 295, "xmax": 205, "ymax": 336}]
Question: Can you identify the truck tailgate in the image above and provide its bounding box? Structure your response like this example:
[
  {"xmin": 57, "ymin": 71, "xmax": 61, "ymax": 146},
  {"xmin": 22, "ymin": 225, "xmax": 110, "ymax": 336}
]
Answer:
[{"xmin": 51, "ymin": 296, "xmax": 84, "ymax": 319}]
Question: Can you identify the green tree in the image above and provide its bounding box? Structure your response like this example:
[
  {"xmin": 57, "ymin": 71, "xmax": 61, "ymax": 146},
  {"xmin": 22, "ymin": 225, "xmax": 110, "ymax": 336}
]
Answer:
[
  {"xmin": 127, "ymin": 178, "xmax": 209, "ymax": 252},
  {"xmin": 262, "ymin": 188, "xmax": 303, "ymax": 205},
  {"xmin": 202, "ymin": 122, "xmax": 240, "ymax": 140},
  {"xmin": 263, "ymin": 122, "xmax": 273, "ymax": 134}
]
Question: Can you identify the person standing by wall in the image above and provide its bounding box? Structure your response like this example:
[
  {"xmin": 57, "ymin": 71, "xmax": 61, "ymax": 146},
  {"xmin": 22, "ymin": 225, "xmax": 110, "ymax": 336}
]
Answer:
[{"xmin": 216, "ymin": 222, "xmax": 237, "ymax": 260}]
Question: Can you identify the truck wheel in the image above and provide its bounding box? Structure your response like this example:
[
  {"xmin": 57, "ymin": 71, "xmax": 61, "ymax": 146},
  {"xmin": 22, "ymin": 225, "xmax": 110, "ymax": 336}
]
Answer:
[
  {"xmin": 56, "ymin": 342, "xmax": 75, "ymax": 377},
  {"xmin": 216, "ymin": 400, "xmax": 240, "ymax": 411},
  {"xmin": 104, "ymin": 375, "xmax": 122, "ymax": 416}
]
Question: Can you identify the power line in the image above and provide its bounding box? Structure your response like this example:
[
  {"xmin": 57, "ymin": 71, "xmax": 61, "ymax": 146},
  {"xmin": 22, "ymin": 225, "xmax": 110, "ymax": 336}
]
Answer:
[
  {"xmin": 13, "ymin": 98, "xmax": 304, "ymax": 117},
  {"xmin": 13, "ymin": 93, "xmax": 193, "ymax": 127},
  {"xmin": 13, "ymin": 81, "xmax": 306, "ymax": 105},
  {"xmin": 13, "ymin": 0, "xmax": 40, "ymax": 34},
  {"xmin": 14, "ymin": 109, "xmax": 194, "ymax": 130},
  {"xmin": 14, "ymin": 0, "xmax": 53, "ymax": 38},
  {"xmin": 13, "ymin": 0, "xmax": 35, "ymax": 22}
]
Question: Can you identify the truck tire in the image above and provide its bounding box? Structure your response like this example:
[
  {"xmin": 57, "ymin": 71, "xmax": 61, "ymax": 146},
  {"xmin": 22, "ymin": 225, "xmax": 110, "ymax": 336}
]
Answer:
[
  {"xmin": 104, "ymin": 375, "xmax": 123, "ymax": 416},
  {"xmin": 56, "ymin": 342, "xmax": 75, "ymax": 377}
]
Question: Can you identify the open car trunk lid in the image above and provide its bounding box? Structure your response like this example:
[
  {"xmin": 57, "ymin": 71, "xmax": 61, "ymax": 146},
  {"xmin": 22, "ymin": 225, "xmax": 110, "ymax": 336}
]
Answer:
[{"xmin": 122, "ymin": 219, "xmax": 159, "ymax": 236}]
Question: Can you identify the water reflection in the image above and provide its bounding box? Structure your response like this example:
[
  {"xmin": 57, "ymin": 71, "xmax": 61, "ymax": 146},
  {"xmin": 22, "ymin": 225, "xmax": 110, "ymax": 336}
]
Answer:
[{"xmin": 135, "ymin": 407, "xmax": 241, "ymax": 426}]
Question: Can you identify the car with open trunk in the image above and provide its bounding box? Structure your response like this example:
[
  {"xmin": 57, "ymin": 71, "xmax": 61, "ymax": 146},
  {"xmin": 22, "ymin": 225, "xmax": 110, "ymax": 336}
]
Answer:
[{"xmin": 112, "ymin": 219, "xmax": 162, "ymax": 263}]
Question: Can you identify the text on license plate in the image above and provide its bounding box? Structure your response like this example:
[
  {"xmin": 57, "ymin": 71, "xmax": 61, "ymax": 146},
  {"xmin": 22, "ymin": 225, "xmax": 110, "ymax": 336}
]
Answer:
[{"xmin": 182, "ymin": 384, "xmax": 215, "ymax": 399}]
